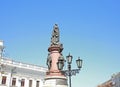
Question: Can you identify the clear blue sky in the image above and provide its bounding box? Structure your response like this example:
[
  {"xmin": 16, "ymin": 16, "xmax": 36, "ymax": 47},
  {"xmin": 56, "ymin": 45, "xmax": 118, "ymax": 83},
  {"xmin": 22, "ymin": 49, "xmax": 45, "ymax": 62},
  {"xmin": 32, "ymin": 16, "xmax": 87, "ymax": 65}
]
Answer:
[{"xmin": 0, "ymin": 0, "xmax": 120, "ymax": 87}]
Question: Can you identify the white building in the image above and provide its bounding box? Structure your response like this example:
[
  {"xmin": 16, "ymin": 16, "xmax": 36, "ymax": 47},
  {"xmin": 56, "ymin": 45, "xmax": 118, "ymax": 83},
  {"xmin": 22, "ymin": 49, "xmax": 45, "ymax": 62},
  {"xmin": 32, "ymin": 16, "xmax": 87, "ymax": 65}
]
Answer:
[
  {"xmin": 0, "ymin": 40, "xmax": 47, "ymax": 87},
  {"xmin": 0, "ymin": 58, "xmax": 47, "ymax": 87},
  {"xmin": 112, "ymin": 72, "xmax": 120, "ymax": 87}
]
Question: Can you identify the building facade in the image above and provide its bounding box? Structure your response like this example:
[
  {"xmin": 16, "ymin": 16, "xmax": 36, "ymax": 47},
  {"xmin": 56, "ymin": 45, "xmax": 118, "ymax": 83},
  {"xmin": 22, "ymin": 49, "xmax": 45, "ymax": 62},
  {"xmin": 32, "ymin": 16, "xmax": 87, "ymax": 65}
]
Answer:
[
  {"xmin": 97, "ymin": 80, "xmax": 113, "ymax": 87},
  {"xmin": 97, "ymin": 72, "xmax": 120, "ymax": 87},
  {"xmin": 0, "ymin": 58, "xmax": 47, "ymax": 87},
  {"xmin": 112, "ymin": 72, "xmax": 120, "ymax": 87}
]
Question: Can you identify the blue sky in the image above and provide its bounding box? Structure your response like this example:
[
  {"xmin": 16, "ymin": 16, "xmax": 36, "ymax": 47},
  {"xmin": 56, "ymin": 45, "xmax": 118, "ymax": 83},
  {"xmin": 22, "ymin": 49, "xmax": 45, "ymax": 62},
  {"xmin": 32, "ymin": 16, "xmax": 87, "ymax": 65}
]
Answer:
[{"xmin": 0, "ymin": 0, "xmax": 120, "ymax": 87}]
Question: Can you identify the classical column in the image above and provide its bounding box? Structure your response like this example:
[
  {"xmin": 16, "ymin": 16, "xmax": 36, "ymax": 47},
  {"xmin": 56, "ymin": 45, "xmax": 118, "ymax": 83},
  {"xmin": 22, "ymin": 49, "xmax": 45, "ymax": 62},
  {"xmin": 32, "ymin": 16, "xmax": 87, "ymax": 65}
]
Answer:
[{"xmin": 43, "ymin": 24, "xmax": 68, "ymax": 87}]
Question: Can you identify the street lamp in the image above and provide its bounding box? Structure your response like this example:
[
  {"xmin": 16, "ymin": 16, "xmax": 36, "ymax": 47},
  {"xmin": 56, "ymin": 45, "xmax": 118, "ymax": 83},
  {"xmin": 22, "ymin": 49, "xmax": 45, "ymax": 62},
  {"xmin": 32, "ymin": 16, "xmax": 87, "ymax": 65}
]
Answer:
[
  {"xmin": 57, "ymin": 53, "xmax": 83, "ymax": 87},
  {"xmin": 9, "ymin": 67, "xmax": 16, "ymax": 87}
]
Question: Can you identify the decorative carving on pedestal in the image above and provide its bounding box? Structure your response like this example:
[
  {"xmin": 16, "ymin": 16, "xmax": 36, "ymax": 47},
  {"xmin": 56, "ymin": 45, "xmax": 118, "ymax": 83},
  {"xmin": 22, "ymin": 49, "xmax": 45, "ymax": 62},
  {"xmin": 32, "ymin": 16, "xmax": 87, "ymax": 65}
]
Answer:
[{"xmin": 46, "ymin": 53, "xmax": 51, "ymax": 70}]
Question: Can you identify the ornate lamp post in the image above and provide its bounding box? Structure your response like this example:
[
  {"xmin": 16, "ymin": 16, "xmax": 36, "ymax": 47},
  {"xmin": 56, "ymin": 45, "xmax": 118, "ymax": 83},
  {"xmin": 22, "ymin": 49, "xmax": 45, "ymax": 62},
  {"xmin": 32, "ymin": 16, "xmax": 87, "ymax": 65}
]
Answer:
[
  {"xmin": 57, "ymin": 53, "xmax": 83, "ymax": 87},
  {"xmin": 9, "ymin": 67, "xmax": 16, "ymax": 87}
]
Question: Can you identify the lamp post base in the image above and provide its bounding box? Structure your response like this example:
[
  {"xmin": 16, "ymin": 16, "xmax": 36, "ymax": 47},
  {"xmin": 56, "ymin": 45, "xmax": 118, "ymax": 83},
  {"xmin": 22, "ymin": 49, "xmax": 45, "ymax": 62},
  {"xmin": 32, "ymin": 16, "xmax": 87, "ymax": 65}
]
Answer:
[{"xmin": 43, "ymin": 76, "xmax": 68, "ymax": 87}]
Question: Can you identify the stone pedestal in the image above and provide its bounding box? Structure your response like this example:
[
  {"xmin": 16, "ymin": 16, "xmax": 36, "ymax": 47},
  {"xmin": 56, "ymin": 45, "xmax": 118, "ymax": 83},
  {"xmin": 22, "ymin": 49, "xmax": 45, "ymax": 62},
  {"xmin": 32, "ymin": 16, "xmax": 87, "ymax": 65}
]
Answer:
[
  {"xmin": 43, "ymin": 76, "xmax": 67, "ymax": 87},
  {"xmin": 43, "ymin": 46, "xmax": 68, "ymax": 87}
]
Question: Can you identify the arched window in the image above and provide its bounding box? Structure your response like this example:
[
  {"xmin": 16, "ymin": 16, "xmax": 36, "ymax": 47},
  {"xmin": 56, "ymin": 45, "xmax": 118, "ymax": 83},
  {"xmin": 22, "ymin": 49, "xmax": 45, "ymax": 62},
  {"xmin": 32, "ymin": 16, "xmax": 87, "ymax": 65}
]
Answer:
[
  {"xmin": 21, "ymin": 79, "xmax": 25, "ymax": 87},
  {"xmin": 1, "ymin": 76, "xmax": 7, "ymax": 85},
  {"xmin": 12, "ymin": 78, "xmax": 16, "ymax": 86},
  {"xmin": 36, "ymin": 81, "xmax": 40, "ymax": 87}
]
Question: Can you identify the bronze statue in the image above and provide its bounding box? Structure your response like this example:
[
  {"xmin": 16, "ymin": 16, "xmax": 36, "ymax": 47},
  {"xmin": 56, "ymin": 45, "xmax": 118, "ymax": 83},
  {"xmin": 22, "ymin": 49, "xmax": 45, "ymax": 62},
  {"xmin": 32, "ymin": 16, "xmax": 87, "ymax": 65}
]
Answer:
[
  {"xmin": 46, "ymin": 53, "xmax": 52, "ymax": 69},
  {"xmin": 51, "ymin": 24, "xmax": 60, "ymax": 46}
]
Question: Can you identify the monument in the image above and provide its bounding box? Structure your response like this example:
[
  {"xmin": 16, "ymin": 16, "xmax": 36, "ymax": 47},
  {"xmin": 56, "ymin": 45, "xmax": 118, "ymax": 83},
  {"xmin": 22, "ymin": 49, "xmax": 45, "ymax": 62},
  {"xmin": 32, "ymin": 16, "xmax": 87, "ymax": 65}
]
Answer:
[{"xmin": 43, "ymin": 24, "xmax": 68, "ymax": 87}]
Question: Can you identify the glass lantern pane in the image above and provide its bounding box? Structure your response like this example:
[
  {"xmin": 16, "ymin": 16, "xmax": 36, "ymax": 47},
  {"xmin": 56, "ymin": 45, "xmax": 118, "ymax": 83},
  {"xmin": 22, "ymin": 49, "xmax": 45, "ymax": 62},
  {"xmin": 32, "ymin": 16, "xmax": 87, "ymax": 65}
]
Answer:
[
  {"xmin": 57, "ymin": 61, "xmax": 63, "ymax": 70},
  {"xmin": 66, "ymin": 54, "xmax": 73, "ymax": 64},
  {"xmin": 76, "ymin": 58, "xmax": 82, "ymax": 68}
]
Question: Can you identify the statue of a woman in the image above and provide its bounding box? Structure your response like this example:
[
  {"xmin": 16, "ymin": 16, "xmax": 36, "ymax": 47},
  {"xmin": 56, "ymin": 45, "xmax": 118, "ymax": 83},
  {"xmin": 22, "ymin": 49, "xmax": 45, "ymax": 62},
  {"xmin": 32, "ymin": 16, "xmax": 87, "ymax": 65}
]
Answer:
[{"xmin": 51, "ymin": 24, "xmax": 59, "ymax": 45}]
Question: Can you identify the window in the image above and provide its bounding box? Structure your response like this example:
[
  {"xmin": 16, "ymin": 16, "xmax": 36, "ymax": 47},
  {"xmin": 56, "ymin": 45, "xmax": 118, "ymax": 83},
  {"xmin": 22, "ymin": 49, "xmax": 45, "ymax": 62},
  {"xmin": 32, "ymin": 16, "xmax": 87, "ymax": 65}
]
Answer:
[
  {"xmin": 1, "ymin": 76, "xmax": 7, "ymax": 84},
  {"xmin": 29, "ymin": 80, "xmax": 32, "ymax": 87},
  {"xmin": 21, "ymin": 79, "xmax": 25, "ymax": 87},
  {"xmin": 36, "ymin": 81, "xmax": 39, "ymax": 87},
  {"xmin": 12, "ymin": 78, "xmax": 16, "ymax": 86}
]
